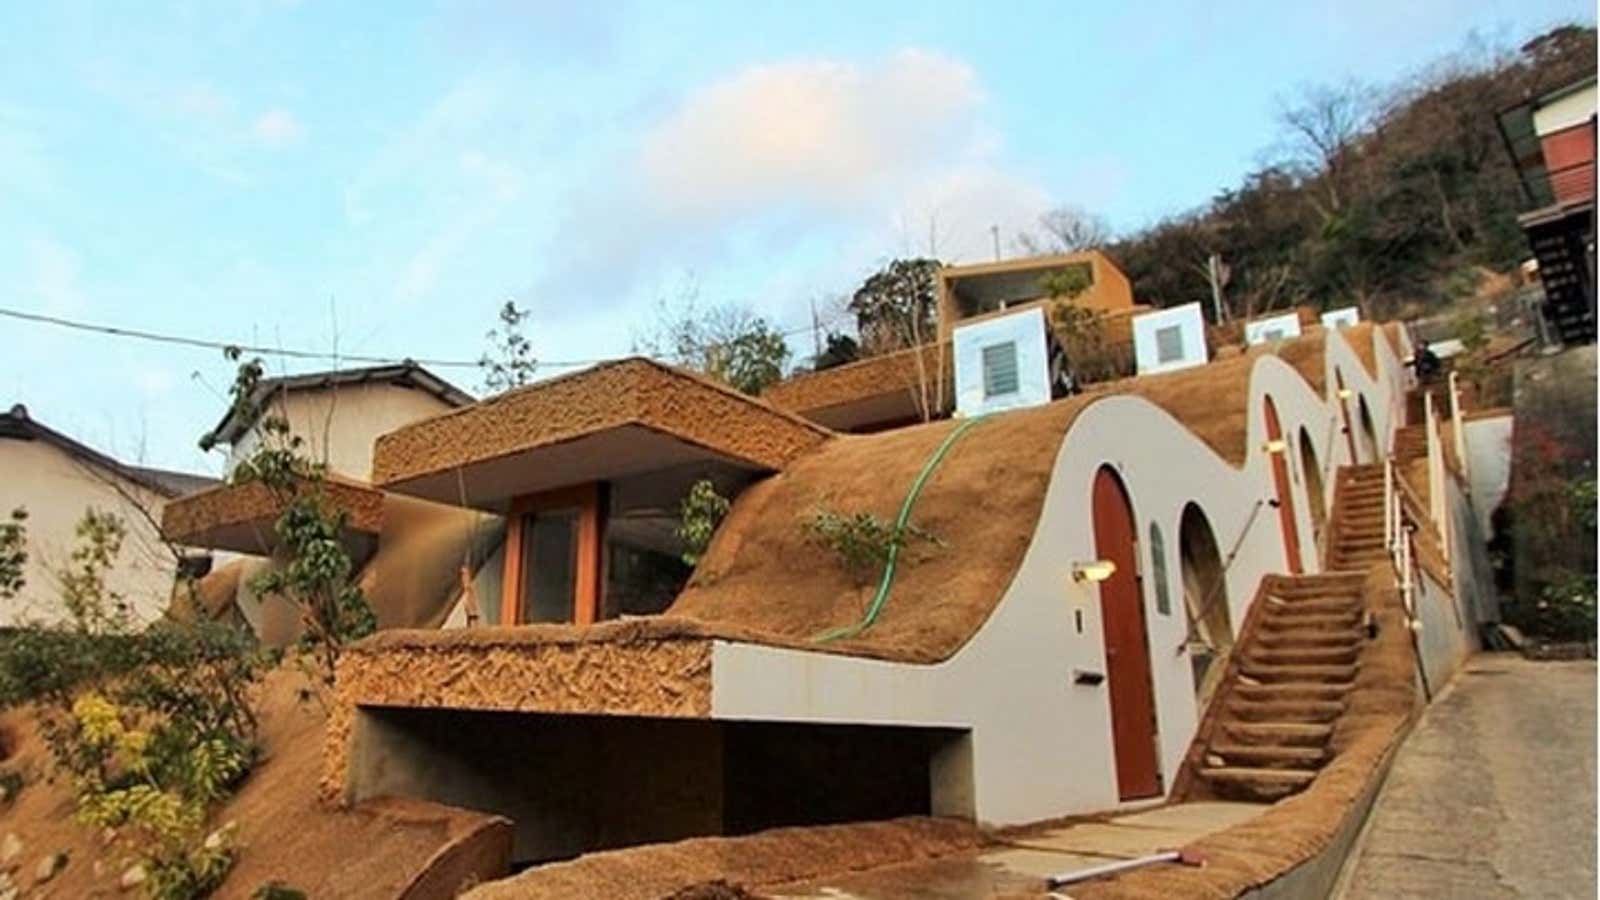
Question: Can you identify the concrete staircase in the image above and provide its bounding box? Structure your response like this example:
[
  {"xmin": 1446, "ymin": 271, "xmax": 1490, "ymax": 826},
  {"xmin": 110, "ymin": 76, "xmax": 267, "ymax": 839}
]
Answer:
[
  {"xmin": 1185, "ymin": 571, "xmax": 1369, "ymax": 802},
  {"xmin": 1325, "ymin": 464, "xmax": 1390, "ymax": 572},
  {"xmin": 1176, "ymin": 466, "xmax": 1403, "ymax": 803}
]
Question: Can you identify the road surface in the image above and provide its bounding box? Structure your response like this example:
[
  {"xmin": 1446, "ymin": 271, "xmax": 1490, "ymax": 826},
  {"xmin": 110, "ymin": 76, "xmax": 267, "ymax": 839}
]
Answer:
[{"xmin": 1339, "ymin": 653, "xmax": 1596, "ymax": 898}]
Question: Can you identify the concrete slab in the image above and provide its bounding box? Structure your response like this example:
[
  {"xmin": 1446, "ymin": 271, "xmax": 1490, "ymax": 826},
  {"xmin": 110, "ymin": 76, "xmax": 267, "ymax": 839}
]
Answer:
[{"xmin": 771, "ymin": 801, "xmax": 1270, "ymax": 898}]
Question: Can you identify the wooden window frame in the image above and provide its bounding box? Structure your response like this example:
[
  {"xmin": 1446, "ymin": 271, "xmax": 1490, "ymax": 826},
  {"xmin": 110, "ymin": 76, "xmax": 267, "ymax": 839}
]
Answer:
[{"xmin": 500, "ymin": 482, "xmax": 604, "ymax": 626}]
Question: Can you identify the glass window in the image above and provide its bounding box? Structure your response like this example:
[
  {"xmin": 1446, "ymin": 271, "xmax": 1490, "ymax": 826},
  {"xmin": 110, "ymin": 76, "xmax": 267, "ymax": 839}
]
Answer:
[
  {"xmin": 1155, "ymin": 325, "xmax": 1185, "ymax": 363},
  {"xmin": 982, "ymin": 341, "xmax": 1019, "ymax": 397},
  {"xmin": 1149, "ymin": 522, "xmax": 1171, "ymax": 615},
  {"xmin": 521, "ymin": 509, "xmax": 578, "ymax": 623}
]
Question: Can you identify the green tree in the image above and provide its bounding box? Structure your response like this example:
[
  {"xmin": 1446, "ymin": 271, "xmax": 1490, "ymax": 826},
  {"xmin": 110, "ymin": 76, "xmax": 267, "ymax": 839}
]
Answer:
[
  {"xmin": 0, "ymin": 506, "xmax": 26, "ymax": 599},
  {"xmin": 848, "ymin": 258, "xmax": 940, "ymax": 355},
  {"xmin": 635, "ymin": 290, "xmax": 792, "ymax": 395},
  {"xmin": 479, "ymin": 300, "xmax": 538, "ymax": 394}
]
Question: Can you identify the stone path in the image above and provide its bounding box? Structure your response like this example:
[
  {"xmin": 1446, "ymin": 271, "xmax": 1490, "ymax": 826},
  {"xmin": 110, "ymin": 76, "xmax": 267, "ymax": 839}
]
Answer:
[{"xmin": 1338, "ymin": 653, "xmax": 1596, "ymax": 898}]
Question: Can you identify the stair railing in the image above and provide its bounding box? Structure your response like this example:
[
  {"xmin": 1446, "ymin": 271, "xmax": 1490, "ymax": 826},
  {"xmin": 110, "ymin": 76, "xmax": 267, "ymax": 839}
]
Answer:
[{"xmin": 1176, "ymin": 498, "xmax": 1266, "ymax": 653}]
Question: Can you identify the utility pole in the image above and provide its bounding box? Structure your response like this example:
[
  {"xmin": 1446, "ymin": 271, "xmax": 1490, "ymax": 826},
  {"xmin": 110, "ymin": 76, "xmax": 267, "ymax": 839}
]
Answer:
[
  {"xmin": 990, "ymin": 225, "xmax": 1001, "ymax": 262},
  {"xmin": 810, "ymin": 297, "xmax": 821, "ymax": 360},
  {"xmin": 1206, "ymin": 253, "xmax": 1229, "ymax": 323}
]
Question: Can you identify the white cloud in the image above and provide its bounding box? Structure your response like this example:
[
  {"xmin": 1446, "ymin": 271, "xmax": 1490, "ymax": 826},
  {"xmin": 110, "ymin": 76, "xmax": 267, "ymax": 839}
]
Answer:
[
  {"xmin": 251, "ymin": 109, "xmax": 304, "ymax": 146},
  {"xmin": 23, "ymin": 238, "xmax": 85, "ymax": 314},
  {"xmin": 639, "ymin": 49, "xmax": 984, "ymax": 219}
]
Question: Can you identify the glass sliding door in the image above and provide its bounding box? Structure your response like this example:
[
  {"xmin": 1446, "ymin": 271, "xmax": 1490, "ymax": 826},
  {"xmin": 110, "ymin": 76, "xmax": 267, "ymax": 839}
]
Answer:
[{"xmin": 520, "ymin": 509, "xmax": 580, "ymax": 623}]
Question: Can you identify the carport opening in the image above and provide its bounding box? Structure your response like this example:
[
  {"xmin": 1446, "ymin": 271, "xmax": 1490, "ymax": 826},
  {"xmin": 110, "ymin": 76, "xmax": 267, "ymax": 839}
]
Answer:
[{"xmin": 349, "ymin": 706, "xmax": 968, "ymax": 867}]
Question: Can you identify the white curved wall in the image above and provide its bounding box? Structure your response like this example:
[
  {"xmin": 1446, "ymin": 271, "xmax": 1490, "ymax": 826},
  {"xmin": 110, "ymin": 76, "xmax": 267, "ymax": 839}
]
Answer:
[{"xmin": 710, "ymin": 326, "xmax": 1413, "ymax": 827}]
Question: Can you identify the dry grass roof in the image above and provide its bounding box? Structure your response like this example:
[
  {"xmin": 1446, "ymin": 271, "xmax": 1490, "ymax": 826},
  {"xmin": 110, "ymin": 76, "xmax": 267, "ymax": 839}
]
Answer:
[{"xmin": 160, "ymin": 475, "xmax": 384, "ymax": 552}]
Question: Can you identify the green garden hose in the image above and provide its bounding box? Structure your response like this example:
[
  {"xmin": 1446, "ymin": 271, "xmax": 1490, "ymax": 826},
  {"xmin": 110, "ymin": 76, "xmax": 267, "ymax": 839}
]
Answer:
[{"xmin": 814, "ymin": 413, "xmax": 992, "ymax": 643}]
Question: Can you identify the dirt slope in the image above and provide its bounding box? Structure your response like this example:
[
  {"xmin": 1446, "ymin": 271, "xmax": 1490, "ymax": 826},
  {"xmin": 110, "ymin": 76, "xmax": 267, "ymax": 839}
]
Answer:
[{"xmin": 0, "ymin": 668, "xmax": 502, "ymax": 898}]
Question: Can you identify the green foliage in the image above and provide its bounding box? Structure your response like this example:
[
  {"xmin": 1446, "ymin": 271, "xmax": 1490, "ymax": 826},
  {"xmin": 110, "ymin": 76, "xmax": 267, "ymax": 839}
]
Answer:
[
  {"xmin": 253, "ymin": 883, "xmax": 309, "ymax": 900},
  {"xmin": 219, "ymin": 353, "xmax": 376, "ymax": 685},
  {"xmin": 635, "ymin": 292, "xmax": 792, "ymax": 395},
  {"xmin": 1038, "ymin": 263, "xmax": 1093, "ymax": 301},
  {"xmin": 59, "ymin": 509, "xmax": 131, "ymax": 633},
  {"xmin": 802, "ymin": 507, "xmax": 940, "ymax": 583},
  {"xmin": 848, "ymin": 258, "xmax": 941, "ymax": 355},
  {"xmin": 677, "ymin": 480, "xmax": 731, "ymax": 566},
  {"xmin": 0, "ymin": 508, "xmax": 264, "ymax": 900},
  {"xmin": 812, "ymin": 331, "xmax": 860, "ymax": 371},
  {"xmin": 0, "ymin": 769, "xmax": 22, "ymax": 804},
  {"xmin": 0, "ymin": 506, "xmax": 25, "ymax": 600},
  {"xmin": 479, "ymin": 300, "xmax": 538, "ymax": 394}
]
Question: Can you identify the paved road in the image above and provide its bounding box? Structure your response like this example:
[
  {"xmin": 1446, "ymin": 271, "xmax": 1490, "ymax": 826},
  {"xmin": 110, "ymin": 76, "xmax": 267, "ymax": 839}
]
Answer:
[{"xmin": 1340, "ymin": 653, "xmax": 1596, "ymax": 898}]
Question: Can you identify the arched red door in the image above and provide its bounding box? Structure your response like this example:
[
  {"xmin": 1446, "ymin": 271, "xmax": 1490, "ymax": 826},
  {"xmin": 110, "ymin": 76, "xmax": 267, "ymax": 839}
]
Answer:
[
  {"xmin": 1091, "ymin": 467, "xmax": 1161, "ymax": 800},
  {"xmin": 1263, "ymin": 397, "xmax": 1303, "ymax": 574}
]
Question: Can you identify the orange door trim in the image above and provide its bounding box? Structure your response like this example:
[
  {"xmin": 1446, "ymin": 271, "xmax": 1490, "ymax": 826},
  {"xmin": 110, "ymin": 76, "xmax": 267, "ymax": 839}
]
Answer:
[{"xmin": 500, "ymin": 482, "xmax": 604, "ymax": 625}]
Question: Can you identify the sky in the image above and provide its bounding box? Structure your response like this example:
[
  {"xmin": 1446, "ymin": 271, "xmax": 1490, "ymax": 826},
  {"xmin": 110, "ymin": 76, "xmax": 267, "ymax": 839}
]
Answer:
[{"xmin": 0, "ymin": 0, "xmax": 1590, "ymax": 475}]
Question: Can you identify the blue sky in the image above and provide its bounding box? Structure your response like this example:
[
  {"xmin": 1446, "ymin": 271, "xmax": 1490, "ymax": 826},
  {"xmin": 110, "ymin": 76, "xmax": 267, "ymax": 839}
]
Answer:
[{"xmin": 0, "ymin": 0, "xmax": 1590, "ymax": 474}]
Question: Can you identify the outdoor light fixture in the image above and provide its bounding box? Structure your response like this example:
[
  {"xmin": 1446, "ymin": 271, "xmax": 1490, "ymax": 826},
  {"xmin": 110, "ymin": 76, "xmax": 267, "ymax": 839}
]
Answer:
[
  {"xmin": 1072, "ymin": 560, "xmax": 1117, "ymax": 583},
  {"xmin": 1262, "ymin": 438, "xmax": 1288, "ymax": 454},
  {"xmin": 1337, "ymin": 388, "xmax": 1354, "ymax": 399}
]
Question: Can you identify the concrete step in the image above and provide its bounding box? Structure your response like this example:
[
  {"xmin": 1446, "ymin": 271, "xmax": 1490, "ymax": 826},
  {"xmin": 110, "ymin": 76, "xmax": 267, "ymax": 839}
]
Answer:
[
  {"xmin": 1256, "ymin": 628, "xmax": 1363, "ymax": 649},
  {"xmin": 1222, "ymin": 721, "xmax": 1334, "ymax": 746},
  {"xmin": 1199, "ymin": 766, "xmax": 1316, "ymax": 799},
  {"xmin": 1262, "ymin": 597, "xmax": 1363, "ymax": 617},
  {"xmin": 1247, "ymin": 645, "xmax": 1360, "ymax": 667},
  {"xmin": 1261, "ymin": 580, "xmax": 1366, "ymax": 599},
  {"xmin": 1234, "ymin": 680, "xmax": 1353, "ymax": 702},
  {"xmin": 1238, "ymin": 662, "xmax": 1358, "ymax": 683},
  {"xmin": 1207, "ymin": 743, "xmax": 1327, "ymax": 769},
  {"xmin": 1226, "ymin": 698, "xmax": 1345, "ymax": 722},
  {"xmin": 1261, "ymin": 613, "xmax": 1363, "ymax": 632}
]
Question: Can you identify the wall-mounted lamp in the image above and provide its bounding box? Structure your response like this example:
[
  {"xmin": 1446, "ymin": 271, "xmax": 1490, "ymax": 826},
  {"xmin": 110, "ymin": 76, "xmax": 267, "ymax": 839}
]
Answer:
[
  {"xmin": 1337, "ymin": 388, "xmax": 1354, "ymax": 399},
  {"xmin": 1262, "ymin": 438, "xmax": 1288, "ymax": 454},
  {"xmin": 1071, "ymin": 560, "xmax": 1117, "ymax": 584}
]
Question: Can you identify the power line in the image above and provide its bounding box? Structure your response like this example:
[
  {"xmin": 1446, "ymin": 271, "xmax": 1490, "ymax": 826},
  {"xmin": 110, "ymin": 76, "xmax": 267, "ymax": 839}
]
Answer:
[{"xmin": 0, "ymin": 304, "xmax": 855, "ymax": 372}]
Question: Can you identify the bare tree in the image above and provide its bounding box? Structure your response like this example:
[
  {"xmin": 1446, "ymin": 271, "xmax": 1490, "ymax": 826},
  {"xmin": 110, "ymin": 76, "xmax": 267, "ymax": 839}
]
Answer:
[
  {"xmin": 633, "ymin": 287, "xmax": 792, "ymax": 394},
  {"xmin": 1276, "ymin": 81, "xmax": 1376, "ymax": 216},
  {"xmin": 1015, "ymin": 205, "xmax": 1111, "ymax": 256}
]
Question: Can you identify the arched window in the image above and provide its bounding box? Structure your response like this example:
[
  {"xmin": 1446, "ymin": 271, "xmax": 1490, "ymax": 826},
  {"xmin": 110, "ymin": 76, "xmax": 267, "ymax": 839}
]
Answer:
[
  {"xmin": 1180, "ymin": 503, "xmax": 1230, "ymax": 702},
  {"xmin": 1299, "ymin": 426, "xmax": 1327, "ymax": 545},
  {"xmin": 1148, "ymin": 522, "xmax": 1171, "ymax": 615}
]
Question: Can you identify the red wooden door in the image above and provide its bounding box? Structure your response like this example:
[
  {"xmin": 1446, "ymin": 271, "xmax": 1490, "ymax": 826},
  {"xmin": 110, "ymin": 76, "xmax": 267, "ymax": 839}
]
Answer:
[
  {"xmin": 1092, "ymin": 467, "xmax": 1162, "ymax": 800},
  {"xmin": 1264, "ymin": 397, "xmax": 1303, "ymax": 574}
]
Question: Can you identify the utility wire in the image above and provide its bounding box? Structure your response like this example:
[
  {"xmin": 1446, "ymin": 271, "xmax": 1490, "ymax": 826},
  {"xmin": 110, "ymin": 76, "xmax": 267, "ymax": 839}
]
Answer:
[{"xmin": 0, "ymin": 304, "xmax": 852, "ymax": 371}]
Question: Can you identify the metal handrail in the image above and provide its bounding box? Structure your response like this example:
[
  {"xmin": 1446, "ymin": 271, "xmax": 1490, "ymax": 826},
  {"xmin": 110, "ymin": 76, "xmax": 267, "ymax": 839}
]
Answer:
[{"xmin": 1176, "ymin": 498, "xmax": 1266, "ymax": 651}]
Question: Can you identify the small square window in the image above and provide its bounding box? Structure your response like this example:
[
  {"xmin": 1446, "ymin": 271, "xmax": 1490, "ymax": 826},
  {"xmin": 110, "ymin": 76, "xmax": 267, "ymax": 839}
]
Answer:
[
  {"xmin": 1155, "ymin": 325, "xmax": 1185, "ymax": 363},
  {"xmin": 982, "ymin": 341, "xmax": 1019, "ymax": 398}
]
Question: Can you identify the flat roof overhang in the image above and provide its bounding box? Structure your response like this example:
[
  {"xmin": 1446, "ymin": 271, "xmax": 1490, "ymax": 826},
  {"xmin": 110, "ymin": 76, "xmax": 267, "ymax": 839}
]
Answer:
[
  {"xmin": 762, "ymin": 343, "xmax": 950, "ymax": 432},
  {"xmin": 161, "ymin": 476, "xmax": 383, "ymax": 558},
  {"xmin": 371, "ymin": 358, "xmax": 831, "ymax": 511}
]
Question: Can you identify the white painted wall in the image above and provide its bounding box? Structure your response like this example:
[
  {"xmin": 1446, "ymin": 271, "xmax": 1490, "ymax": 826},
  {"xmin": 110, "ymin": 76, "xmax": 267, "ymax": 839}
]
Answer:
[
  {"xmin": 1463, "ymin": 415, "xmax": 1513, "ymax": 535},
  {"xmin": 227, "ymin": 383, "xmax": 455, "ymax": 482},
  {"xmin": 709, "ymin": 325, "xmax": 1411, "ymax": 826},
  {"xmin": 1532, "ymin": 82, "xmax": 1597, "ymax": 136},
  {"xmin": 0, "ymin": 439, "xmax": 182, "ymax": 627},
  {"xmin": 952, "ymin": 308, "xmax": 1051, "ymax": 417},
  {"xmin": 1132, "ymin": 304, "xmax": 1207, "ymax": 375},
  {"xmin": 1244, "ymin": 312, "xmax": 1302, "ymax": 345}
]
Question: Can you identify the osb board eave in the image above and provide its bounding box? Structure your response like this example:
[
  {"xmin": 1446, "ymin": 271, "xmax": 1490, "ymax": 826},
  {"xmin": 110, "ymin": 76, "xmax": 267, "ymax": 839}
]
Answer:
[
  {"xmin": 320, "ymin": 636, "xmax": 714, "ymax": 801},
  {"xmin": 161, "ymin": 477, "xmax": 383, "ymax": 545},
  {"xmin": 371, "ymin": 358, "xmax": 829, "ymax": 488}
]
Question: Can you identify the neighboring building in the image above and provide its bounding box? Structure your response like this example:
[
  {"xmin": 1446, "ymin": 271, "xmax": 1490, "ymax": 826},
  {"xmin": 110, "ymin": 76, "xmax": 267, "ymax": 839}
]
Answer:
[
  {"xmin": 1497, "ymin": 76, "xmax": 1597, "ymax": 345},
  {"xmin": 0, "ymin": 404, "xmax": 218, "ymax": 626},
  {"xmin": 935, "ymin": 250, "xmax": 1138, "ymax": 339},
  {"xmin": 201, "ymin": 362, "xmax": 474, "ymax": 482},
  {"xmin": 763, "ymin": 253, "xmax": 1148, "ymax": 432}
]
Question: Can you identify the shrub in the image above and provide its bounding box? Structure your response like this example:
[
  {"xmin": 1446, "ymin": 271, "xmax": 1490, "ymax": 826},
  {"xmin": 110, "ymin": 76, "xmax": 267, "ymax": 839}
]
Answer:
[
  {"xmin": 0, "ymin": 506, "xmax": 25, "ymax": 599},
  {"xmin": 802, "ymin": 507, "xmax": 940, "ymax": 583},
  {"xmin": 0, "ymin": 509, "xmax": 264, "ymax": 899},
  {"xmin": 677, "ymin": 480, "xmax": 731, "ymax": 566}
]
